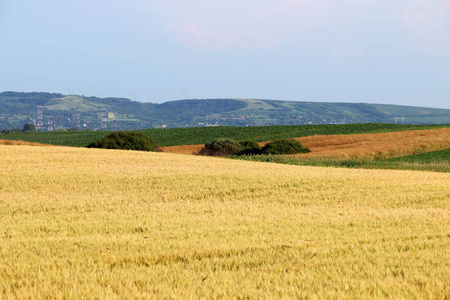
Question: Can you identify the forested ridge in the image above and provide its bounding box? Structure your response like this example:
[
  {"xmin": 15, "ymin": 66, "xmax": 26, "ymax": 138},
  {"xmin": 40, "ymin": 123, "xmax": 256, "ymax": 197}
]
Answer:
[{"xmin": 1, "ymin": 91, "xmax": 449, "ymax": 131}]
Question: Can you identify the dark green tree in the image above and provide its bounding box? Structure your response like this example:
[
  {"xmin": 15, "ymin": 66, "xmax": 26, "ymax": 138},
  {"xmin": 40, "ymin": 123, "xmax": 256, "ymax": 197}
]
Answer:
[
  {"xmin": 198, "ymin": 138, "xmax": 243, "ymax": 156},
  {"xmin": 22, "ymin": 123, "xmax": 36, "ymax": 133},
  {"xmin": 87, "ymin": 131, "xmax": 157, "ymax": 151},
  {"xmin": 261, "ymin": 139, "xmax": 310, "ymax": 155},
  {"xmin": 238, "ymin": 139, "xmax": 262, "ymax": 155}
]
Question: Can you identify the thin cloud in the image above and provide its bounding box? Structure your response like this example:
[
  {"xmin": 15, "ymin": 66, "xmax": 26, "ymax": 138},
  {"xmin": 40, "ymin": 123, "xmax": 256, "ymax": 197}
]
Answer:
[
  {"xmin": 334, "ymin": 46, "xmax": 365, "ymax": 59},
  {"xmin": 166, "ymin": 22, "xmax": 235, "ymax": 50},
  {"xmin": 444, "ymin": 0, "xmax": 450, "ymax": 11},
  {"xmin": 272, "ymin": 0, "xmax": 335, "ymax": 18},
  {"xmin": 155, "ymin": 0, "xmax": 364, "ymax": 51},
  {"xmin": 402, "ymin": 0, "xmax": 450, "ymax": 53}
]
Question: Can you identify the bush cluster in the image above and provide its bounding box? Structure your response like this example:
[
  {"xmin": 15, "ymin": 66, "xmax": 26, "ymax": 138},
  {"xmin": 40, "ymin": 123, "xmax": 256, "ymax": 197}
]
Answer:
[
  {"xmin": 87, "ymin": 131, "xmax": 157, "ymax": 151},
  {"xmin": 198, "ymin": 138, "xmax": 310, "ymax": 156},
  {"xmin": 22, "ymin": 123, "xmax": 36, "ymax": 133},
  {"xmin": 198, "ymin": 138, "xmax": 243, "ymax": 156},
  {"xmin": 238, "ymin": 139, "xmax": 262, "ymax": 155},
  {"xmin": 261, "ymin": 138, "xmax": 311, "ymax": 155}
]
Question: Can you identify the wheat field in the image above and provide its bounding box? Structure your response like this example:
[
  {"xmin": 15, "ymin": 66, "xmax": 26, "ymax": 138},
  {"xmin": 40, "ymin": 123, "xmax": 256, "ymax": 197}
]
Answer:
[
  {"xmin": 295, "ymin": 128, "xmax": 450, "ymax": 159},
  {"xmin": 1, "ymin": 144, "xmax": 449, "ymax": 299},
  {"xmin": 161, "ymin": 128, "xmax": 450, "ymax": 158}
]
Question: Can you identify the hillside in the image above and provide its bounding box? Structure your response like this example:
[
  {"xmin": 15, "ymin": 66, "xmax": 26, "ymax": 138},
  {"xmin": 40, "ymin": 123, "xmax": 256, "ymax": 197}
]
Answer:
[
  {"xmin": 2, "ymin": 143, "xmax": 449, "ymax": 298},
  {"xmin": 1, "ymin": 91, "xmax": 449, "ymax": 131}
]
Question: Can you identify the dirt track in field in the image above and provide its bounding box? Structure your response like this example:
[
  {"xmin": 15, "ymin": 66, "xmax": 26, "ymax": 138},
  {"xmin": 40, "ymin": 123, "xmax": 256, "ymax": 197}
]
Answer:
[{"xmin": 161, "ymin": 128, "xmax": 450, "ymax": 158}]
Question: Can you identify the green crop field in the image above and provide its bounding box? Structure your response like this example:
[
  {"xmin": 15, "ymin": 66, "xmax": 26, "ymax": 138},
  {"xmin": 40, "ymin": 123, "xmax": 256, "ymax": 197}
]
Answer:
[
  {"xmin": 387, "ymin": 148, "xmax": 450, "ymax": 163},
  {"xmin": 1, "ymin": 124, "xmax": 448, "ymax": 147},
  {"xmin": 236, "ymin": 146, "xmax": 450, "ymax": 173}
]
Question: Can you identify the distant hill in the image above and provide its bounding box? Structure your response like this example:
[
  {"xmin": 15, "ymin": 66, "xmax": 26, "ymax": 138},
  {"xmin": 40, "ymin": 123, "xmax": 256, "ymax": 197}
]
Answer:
[{"xmin": 0, "ymin": 91, "xmax": 449, "ymax": 131}]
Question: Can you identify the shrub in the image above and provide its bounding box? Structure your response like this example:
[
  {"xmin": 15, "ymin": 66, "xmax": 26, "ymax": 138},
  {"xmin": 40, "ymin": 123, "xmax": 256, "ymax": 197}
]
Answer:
[
  {"xmin": 261, "ymin": 138, "xmax": 310, "ymax": 155},
  {"xmin": 238, "ymin": 139, "xmax": 262, "ymax": 155},
  {"xmin": 87, "ymin": 131, "xmax": 157, "ymax": 151},
  {"xmin": 198, "ymin": 138, "xmax": 243, "ymax": 156},
  {"xmin": 22, "ymin": 123, "xmax": 36, "ymax": 133}
]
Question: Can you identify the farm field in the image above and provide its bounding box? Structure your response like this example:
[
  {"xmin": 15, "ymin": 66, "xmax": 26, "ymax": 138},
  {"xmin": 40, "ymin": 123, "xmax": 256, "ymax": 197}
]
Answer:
[
  {"xmin": 233, "ymin": 128, "xmax": 450, "ymax": 172},
  {"xmin": 388, "ymin": 148, "xmax": 450, "ymax": 163},
  {"xmin": 161, "ymin": 128, "xmax": 450, "ymax": 158},
  {"xmin": 0, "ymin": 139, "xmax": 50, "ymax": 147},
  {"xmin": 1, "ymin": 123, "xmax": 448, "ymax": 147},
  {"xmin": 238, "ymin": 151, "xmax": 450, "ymax": 173},
  {"xmin": 292, "ymin": 128, "xmax": 450, "ymax": 159},
  {"xmin": 1, "ymin": 144, "xmax": 449, "ymax": 298}
]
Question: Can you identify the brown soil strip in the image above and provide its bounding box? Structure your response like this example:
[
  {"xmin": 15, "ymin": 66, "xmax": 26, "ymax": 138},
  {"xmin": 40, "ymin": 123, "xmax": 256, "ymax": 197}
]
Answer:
[
  {"xmin": 0, "ymin": 139, "xmax": 49, "ymax": 147},
  {"xmin": 161, "ymin": 144, "xmax": 205, "ymax": 155}
]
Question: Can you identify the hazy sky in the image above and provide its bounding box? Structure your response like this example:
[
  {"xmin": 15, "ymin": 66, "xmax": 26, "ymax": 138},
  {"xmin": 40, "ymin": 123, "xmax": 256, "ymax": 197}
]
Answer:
[{"xmin": 1, "ymin": 0, "xmax": 449, "ymax": 108}]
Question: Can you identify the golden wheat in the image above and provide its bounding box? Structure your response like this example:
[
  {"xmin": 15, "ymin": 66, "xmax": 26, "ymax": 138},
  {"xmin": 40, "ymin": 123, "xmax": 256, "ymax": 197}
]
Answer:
[
  {"xmin": 1, "ymin": 145, "xmax": 449, "ymax": 299},
  {"xmin": 295, "ymin": 128, "xmax": 450, "ymax": 158}
]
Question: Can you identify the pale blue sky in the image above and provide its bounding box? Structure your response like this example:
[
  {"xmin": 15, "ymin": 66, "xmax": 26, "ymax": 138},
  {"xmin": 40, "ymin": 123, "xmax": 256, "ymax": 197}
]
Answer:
[{"xmin": 1, "ymin": 0, "xmax": 449, "ymax": 108}]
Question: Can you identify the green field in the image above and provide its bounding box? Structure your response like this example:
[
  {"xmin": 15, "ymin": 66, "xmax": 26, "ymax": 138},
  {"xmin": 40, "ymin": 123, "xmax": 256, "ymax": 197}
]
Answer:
[
  {"xmin": 235, "ymin": 148, "xmax": 450, "ymax": 173},
  {"xmin": 387, "ymin": 148, "xmax": 450, "ymax": 163},
  {"xmin": 2, "ymin": 124, "xmax": 449, "ymax": 172},
  {"xmin": 1, "ymin": 123, "xmax": 448, "ymax": 147}
]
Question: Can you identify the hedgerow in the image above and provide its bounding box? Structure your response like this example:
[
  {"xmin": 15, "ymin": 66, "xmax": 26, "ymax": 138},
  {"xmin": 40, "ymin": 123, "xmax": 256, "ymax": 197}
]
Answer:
[
  {"xmin": 198, "ymin": 138, "xmax": 243, "ymax": 156},
  {"xmin": 87, "ymin": 131, "xmax": 157, "ymax": 151},
  {"xmin": 261, "ymin": 139, "xmax": 310, "ymax": 155},
  {"xmin": 238, "ymin": 139, "xmax": 262, "ymax": 155}
]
